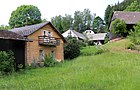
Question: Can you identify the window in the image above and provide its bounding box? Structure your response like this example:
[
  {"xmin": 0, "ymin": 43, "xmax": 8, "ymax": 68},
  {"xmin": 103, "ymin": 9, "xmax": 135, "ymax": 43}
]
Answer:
[
  {"xmin": 48, "ymin": 32, "xmax": 53, "ymax": 37},
  {"xmin": 43, "ymin": 30, "xmax": 47, "ymax": 36}
]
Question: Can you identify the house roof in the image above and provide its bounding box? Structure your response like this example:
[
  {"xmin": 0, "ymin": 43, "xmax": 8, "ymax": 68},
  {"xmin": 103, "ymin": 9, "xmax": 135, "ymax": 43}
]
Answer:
[
  {"xmin": 111, "ymin": 11, "xmax": 140, "ymax": 24},
  {"xmin": 72, "ymin": 30, "xmax": 86, "ymax": 40},
  {"xmin": 62, "ymin": 30, "xmax": 86, "ymax": 40},
  {"xmin": 88, "ymin": 33, "xmax": 107, "ymax": 41},
  {"xmin": 0, "ymin": 30, "xmax": 27, "ymax": 41},
  {"xmin": 10, "ymin": 22, "xmax": 66, "ymax": 42}
]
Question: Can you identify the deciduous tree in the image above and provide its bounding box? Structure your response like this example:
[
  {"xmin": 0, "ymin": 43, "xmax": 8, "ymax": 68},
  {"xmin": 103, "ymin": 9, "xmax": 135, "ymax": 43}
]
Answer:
[
  {"xmin": 61, "ymin": 14, "xmax": 73, "ymax": 32},
  {"xmin": 9, "ymin": 5, "xmax": 42, "ymax": 28},
  {"xmin": 92, "ymin": 16, "xmax": 105, "ymax": 33},
  {"xmin": 51, "ymin": 15, "xmax": 63, "ymax": 33},
  {"xmin": 110, "ymin": 19, "xmax": 127, "ymax": 37},
  {"xmin": 125, "ymin": 1, "xmax": 140, "ymax": 11}
]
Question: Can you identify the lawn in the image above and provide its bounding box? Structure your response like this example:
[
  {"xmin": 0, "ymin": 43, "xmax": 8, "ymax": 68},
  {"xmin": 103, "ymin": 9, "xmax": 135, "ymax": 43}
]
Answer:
[{"xmin": 0, "ymin": 39, "xmax": 140, "ymax": 90}]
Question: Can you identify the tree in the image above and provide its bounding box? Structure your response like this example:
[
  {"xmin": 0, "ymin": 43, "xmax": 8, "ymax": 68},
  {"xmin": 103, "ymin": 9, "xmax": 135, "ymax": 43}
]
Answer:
[
  {"xmin": 61, "ymin": 14, "xmax": 73, "ymax": 32},
  {"xmin": 124, "ymin": 1, "xmax": 140, "ymax": 11},
  {"xmin": 73, "ymin": 11, "xmax": 83, "ymax": 32},
  {"xmin": 110, "ymin": 19, "xmax": 127, "ymax": 37},
  {"xmin": 0, "ymin": 25, "xmax": 10, "ymax": 30},
  {"xmin": 64, "ymin": 37, "xmax": 80, "ymax": 59},
  {"xmin": 9, "ymin": 5, "xmax": 42, "ymax": 28},
  {"xmin": 92, "ymin": 16, "xmax": 105, "ymax": 33},
  {"xmin": 82, "ymin": 9, "xmax": 92, "ymax": 30},
  {"xmin": 104, "ymin": 5, "xmax": 113, "ymax": 25},
  {"xmin": 129, "ymin": 21, "xmax": 140, "ymax": 44},
  {"xmin": 51, "ymin": 15, "xmax": 63, "ymax": 33},
  {"xmin": 0, "ymin": 51, "xmax": 15, "ymax": 75}
]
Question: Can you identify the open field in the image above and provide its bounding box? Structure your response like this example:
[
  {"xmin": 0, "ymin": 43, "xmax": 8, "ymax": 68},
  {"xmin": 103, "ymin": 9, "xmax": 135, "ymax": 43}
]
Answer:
[{"xmin": 0, "ymin": 39, "xmax": 140, "ymax": 90}]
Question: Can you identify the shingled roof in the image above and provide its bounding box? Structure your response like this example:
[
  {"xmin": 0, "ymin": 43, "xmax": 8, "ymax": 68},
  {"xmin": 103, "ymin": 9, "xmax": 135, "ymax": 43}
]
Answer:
[
  {"xmin": 62, "ymin": 30, "xmax": 86, "ymax": 40},
  {"xmin": 10, "ymin": 22, "xmax": 66, "ymax": 42},
  {"xmin": 0, "ymin": 30, "xmax": 27, "ymax": 41},
  {"xmin": 88, "ymin": 33, "xmax": 107, "ymax": 41},
  {"xmin": 111, "ymin": 11, "xmax": 140, "ymax": 24}
]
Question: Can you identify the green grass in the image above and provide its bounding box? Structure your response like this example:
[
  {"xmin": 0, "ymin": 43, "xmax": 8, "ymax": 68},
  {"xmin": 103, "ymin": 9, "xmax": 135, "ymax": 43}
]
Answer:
[{"xmin": 1, "ymin": 39, "xmax": 140, "ymax": 90}]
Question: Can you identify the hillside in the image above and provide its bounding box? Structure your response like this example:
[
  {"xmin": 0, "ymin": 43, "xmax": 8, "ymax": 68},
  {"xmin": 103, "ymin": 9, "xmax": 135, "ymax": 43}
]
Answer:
[{"xmin": 0, "ymin": 39, "xmax": 140, "ymax": 90}]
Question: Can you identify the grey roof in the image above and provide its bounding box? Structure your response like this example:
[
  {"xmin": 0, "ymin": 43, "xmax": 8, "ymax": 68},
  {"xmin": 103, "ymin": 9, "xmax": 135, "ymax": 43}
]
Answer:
[
  {"xmin": 88, "ymin": 33, "xmax": 107, "ymax": 41},
  {"xmin": 72, "ymin": 30, "xmax": 86, "ymax": 40},
  {"xmin": 10, "ymin": 22, "xmax": 66, "ymax": 42},
  {"xmin": 0, "ymin": 30, "xmax": 27, "ymax": 41},
  {"xmin": 112, "ymin": 11, "xmax": 140, "ymax": 24},
  {"xmin": 10, "ymin": 22, "xmax": 49, "ymax": 36}
]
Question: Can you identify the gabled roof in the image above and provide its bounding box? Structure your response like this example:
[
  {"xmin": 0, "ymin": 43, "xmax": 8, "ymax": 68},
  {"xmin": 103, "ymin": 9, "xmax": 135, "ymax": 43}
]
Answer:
[
  {"xmin": 111, "ymin": 11, "xmax": 140, "ymax": 24},
  {"xmin": 72, "ymin": 30, "xmax": 86, "ymax": 40},
  {"xmin": 10, "ymin": 22, "xmax": 66, "ymax": 42},
  {"xmin": 0, "ymin": 30, "xmax": 27, "ymax": 41},
  {"xmin": 62, "ymin": 30, "xmax": 86, "ymax": 40},
  {"xmin": 88, "ymin": 33, "xmax": 107, "ymax": 41}
]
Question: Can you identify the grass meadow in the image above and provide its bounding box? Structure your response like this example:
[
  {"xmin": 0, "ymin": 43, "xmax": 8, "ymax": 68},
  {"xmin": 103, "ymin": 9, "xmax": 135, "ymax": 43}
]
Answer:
[{"xmin": 0, "ymin": 39, "xmax": 140, "ymax": 90}]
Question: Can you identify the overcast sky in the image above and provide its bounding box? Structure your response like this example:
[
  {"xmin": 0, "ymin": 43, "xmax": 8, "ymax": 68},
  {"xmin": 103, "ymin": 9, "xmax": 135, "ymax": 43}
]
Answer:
[{"xmin": 0, "ymin": 0, "xmax": 124, "ymax": 25}]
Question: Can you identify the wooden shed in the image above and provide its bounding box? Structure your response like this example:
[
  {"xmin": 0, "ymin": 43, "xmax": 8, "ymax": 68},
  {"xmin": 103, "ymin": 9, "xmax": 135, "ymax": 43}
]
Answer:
[{"xmin": 0, "ymin": 30, "xmax": 27, "ymax": 69}]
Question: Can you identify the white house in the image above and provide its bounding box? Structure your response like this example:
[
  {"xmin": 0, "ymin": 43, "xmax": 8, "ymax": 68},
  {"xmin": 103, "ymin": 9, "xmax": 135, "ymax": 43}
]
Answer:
[
  {"xmin": 83, "ymin": 30, "xmax": 95, "ymax": 35},
  {"xmin": 62, "ymin": 30, "xmax": 86, "ymax": 40},
  {"xmin": 88, "ymin": 33, "xmax": 107, "ymax": 44}
]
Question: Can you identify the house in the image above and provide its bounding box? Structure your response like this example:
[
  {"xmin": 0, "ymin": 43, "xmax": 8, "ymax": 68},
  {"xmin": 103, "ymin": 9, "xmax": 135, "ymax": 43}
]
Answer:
[
  {"xmin": 87, "ymin": 33, "xmax": 107, "ymax": 44},
  {"xmin": 83, "ymin": 30, "xmax": 95, "ymax": 35},
  {"xmin": 11, "ymin": 22, "xmax": 66, "ymax": 64},
  {"xmin": 62, "ymin": 30, "xmax": 86, "ymax": 40},
  {"xmin": 109, "ymin": 11, "xmax": 140, "ymax": 30},
  {"xmin": 0, "ymin": 30, "xmax": 27, "ymax": 68}
]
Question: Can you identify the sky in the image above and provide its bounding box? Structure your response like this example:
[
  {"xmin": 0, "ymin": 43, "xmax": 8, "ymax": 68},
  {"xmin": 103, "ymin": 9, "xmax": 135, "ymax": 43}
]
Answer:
[{"xmin": 0, "ymin": 0, "xmax": 124, "ymax": 25}]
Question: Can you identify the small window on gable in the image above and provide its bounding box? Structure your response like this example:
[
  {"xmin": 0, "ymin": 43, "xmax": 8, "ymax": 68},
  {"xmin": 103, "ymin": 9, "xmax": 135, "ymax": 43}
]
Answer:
[
  {"xmin": 48, "ymin": 32, "xmax": 53, "ymax": 37},
  {"xmin": 43, "ymin": 30, "xmax": 47, "ymax": 36}
]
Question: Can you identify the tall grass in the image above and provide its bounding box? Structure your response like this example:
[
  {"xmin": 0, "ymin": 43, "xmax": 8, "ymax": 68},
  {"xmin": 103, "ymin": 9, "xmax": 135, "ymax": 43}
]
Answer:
[{"xmin": 0, "ymin": 39, "xmax": 140, "ymax": 90}]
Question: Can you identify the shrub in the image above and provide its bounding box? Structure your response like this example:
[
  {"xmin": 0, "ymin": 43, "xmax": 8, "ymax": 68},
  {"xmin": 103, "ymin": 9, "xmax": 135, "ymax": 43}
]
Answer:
[
  {"xmin": 129, "ymin": 21, "xmax": 140, "ymax": 45},
  {"xmin": 64, "ymin": 37, "xmax": 80, "ymax": 59},
  {"xmin": 77, "ymin": 40, "xmax": 87, "ymax": 48},
  {"xmin": 17, "ymin": 64, "xmax": 24, "ymax": 73},
  {"xmin": 81, "ymin": 46, "xmax": 109, "ymax": 56},
  {"xmin": 43, "ymin": 54, "xmax": 56, "ymax": 67},
  {"xmin": 31, "ymin": 59, "xmax": 38, "ymax": 68},
  {"xmin": 88, "ymin": 41, "xmax": 95, "ymax": 46},
  {"xmin": 126, "ymin": 43, "xmax": 136, "ymax": 50},
  {"xmin": 25, "ymin": 64, "xmax": 32, "ymax": 70},
  {"xmin": 110, "ymin": 19, "xmax": 127, "ymax": 37},
  {"xmin": 104, "ymin": 35, "xmax": 109, "ymax": 44},
  {"xmin": 94, "ymin": 49, "xmax": 106, "ymax": 55},
  {"xmin": 0, "ymin": 51, "xmax": 15, "ymax": 75}
]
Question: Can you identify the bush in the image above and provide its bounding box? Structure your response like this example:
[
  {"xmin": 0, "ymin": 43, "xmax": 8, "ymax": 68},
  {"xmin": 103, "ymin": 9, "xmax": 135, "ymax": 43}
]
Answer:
[
  {"xmin": 77, "ymin": 40, "xmax": 87, "ymax": 48},
  {"xmin": 43, "ymin": 54, "xmax": 56, "ymax": 67},
  {"xmin": 81, "ymin": 46, "xmax": 109, "ymax": 56},
  {"xmin": 64, "ymin": 37, "xmax": 80, "ymax": 59},
  {"xmin": 94, "ymin": 49, "xmax": 107, "ymax": 55},
  {"xmin": 0, "ymin": 51, "xmax": 15, "ymax": 75},
  {"xmin": 31, "ymin": 59, "xmax": 38, "ymax": 68},
  {"xmin": 126, "ymin": 43, "xmax": 136, "ymax": 50},
  {"xmin": 129, "ymin": 21, "xmax": 140, "ymax": 45},
  {"xmin": 110, "ymin": 19, "xmax": 127, "ymax": 37},
  {"xmin": 88, "ymin": 41, "xmax": 95, "ymax": 46}
]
